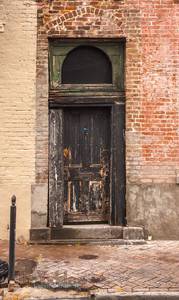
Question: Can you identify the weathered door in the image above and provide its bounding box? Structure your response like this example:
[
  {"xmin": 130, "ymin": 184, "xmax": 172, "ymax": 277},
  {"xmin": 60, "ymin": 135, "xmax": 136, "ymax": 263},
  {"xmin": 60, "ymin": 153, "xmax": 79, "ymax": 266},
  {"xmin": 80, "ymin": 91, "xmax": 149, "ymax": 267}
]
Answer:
[{"xmin": 63, "ymin": 107, "xmax": 111, "ymax": 223}]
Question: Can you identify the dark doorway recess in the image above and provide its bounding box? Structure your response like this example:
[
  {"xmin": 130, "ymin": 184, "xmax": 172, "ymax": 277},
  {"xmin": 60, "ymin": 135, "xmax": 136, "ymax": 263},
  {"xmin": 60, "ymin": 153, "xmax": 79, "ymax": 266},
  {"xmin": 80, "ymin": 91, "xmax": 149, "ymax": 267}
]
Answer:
[
  {"xmin": 49, "ymin": 101, "xmax": 125, "ymax": 227},
  {"xmin": 62, "ymin": 46, "xmax": 112, "ymax": 84},
  {"xmin": 48, "ymin": 39, "xmax": 126, "ymax": 229}
]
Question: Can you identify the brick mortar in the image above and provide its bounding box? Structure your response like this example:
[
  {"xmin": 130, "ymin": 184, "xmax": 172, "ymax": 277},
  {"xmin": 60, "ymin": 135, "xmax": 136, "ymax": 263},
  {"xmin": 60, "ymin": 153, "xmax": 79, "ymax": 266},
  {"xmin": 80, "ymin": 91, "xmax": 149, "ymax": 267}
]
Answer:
[
  {"xmin": 0, "ymin": 0, "xmax": 37, "ymax": 239},
  {"xmin": 0, "ymin": 0, "xmax": 37, "ymax": 184}
]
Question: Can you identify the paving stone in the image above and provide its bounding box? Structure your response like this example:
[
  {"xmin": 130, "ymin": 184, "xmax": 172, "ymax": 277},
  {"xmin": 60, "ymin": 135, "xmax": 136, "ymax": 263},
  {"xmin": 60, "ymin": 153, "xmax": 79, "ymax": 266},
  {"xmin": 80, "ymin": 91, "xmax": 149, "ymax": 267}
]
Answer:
[{"xmin": 1, "ymin": 241, "xmax": 179, "ymax": 297}]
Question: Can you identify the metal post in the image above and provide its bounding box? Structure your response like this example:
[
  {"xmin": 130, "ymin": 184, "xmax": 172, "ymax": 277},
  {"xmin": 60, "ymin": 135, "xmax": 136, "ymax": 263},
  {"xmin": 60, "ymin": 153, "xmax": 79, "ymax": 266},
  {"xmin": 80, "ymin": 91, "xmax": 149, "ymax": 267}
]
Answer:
[{"xmin": 8, "ymin": 195, "xmax": 16, "ymax": 282}]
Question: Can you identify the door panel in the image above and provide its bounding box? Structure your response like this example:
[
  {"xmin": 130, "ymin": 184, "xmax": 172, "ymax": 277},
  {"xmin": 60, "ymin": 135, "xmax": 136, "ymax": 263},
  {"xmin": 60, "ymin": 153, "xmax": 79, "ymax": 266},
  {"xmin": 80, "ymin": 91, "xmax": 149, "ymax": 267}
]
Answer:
[{"xmin": 63, "ymin": 107, "xmax": 111, "ymax": 223}]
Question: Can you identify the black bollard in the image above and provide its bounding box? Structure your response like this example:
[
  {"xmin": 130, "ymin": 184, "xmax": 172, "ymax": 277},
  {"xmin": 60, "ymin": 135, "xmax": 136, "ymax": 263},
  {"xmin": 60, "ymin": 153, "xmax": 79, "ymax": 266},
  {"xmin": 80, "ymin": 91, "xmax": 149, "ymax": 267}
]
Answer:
[{"xmin": 8, "ymin": 195, "xmax": 16, "ymax": 282}]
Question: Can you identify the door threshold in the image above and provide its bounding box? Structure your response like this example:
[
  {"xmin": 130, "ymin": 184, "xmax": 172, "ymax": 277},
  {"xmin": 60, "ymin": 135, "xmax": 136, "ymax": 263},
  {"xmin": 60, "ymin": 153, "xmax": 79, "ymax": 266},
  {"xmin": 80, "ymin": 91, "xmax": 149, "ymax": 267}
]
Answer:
[
  {"xmin": 63, "ymin": 224, "xmax": 112, "ymax": 228},
  {"xmin": 30, "ymin": 226, "xmax": 145, "ymax": 243},
  {"xmin": 29, "ymin": 238, "xmax": 146, "ymax": 245}
]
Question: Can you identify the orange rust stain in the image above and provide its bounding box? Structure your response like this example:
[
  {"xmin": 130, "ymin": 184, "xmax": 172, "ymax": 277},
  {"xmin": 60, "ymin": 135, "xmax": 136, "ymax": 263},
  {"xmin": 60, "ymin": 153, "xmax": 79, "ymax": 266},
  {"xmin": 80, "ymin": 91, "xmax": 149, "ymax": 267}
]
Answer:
[{"xmin": 64, "ymin": 148, "xmax": 69, "ymax": 158}]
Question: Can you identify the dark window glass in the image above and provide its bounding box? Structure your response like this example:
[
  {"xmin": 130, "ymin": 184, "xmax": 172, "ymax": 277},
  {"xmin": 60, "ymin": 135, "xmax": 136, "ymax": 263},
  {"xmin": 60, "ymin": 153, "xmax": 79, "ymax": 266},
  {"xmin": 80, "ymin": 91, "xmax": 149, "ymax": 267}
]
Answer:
[{"xmin": 62, "ymin": 46, "xmax": 112, "ymax": 84}]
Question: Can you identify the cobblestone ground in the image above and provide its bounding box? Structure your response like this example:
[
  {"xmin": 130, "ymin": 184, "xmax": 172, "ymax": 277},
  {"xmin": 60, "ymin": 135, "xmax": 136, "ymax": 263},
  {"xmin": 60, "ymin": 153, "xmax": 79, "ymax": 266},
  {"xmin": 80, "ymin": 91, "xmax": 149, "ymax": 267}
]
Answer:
[{"xmin": 1, "ymin": 240, "xmax": 179, "ymax": 297}]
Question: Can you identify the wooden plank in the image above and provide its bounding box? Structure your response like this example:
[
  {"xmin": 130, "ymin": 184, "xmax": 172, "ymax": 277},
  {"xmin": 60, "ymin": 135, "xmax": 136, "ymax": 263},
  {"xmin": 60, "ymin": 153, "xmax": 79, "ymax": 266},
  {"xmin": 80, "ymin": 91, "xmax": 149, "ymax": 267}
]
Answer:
[
  {"xmin": 49, "ymin": 94, "xmax": 125, "ymax": 105},
  {"xmin": 111, "ymin": 103, "xmax": 126, "ymax": 225},
  {"xmin": 49, "ymin": 109, "xmax": 64, "ymax": 227}
]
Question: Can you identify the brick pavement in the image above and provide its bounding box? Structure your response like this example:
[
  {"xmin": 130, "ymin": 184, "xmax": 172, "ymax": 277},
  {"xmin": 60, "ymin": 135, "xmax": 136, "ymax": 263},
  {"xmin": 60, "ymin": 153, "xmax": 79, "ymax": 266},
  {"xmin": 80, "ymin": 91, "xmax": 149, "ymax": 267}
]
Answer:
[
  {"xmin": 30, "ymin": 241, "xmax": 179, "ymax": 294},
  {"xmin": 1, "ymin": 240, "xmax": 179, "ymax": 298}
]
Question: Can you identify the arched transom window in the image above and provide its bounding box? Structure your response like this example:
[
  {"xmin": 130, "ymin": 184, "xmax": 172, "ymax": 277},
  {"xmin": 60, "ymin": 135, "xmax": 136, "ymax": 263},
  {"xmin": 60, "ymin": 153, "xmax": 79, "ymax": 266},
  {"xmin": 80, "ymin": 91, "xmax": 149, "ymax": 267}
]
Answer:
[
  {"xmin": 62, "ymin": 46, "xmax": 112, "ymax": 84},
  {"xmin": 49, "ymin": 40, "xmax": 124, "ymax": 91}
]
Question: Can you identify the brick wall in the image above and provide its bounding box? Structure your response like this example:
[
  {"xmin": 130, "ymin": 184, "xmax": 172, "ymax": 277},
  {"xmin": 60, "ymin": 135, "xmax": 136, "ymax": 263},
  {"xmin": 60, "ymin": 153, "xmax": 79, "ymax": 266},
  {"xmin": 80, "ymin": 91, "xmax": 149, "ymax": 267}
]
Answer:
[
  {"xmin": 34, "ymin": 0, "xmax": 142, "ymax": 232},
  {"xmin": 36, "ymin": 0, "xmax": 179, "ymax": 182},
  {"xmin": 140, "ymin": 1, "xmax": 179, "ymax": 180},
  {"xmin": 0, "ymin": 0, "xmax": 178, "ymax": 239},
  {"xmin": 36, "ymin": 0, "xmax": 179, "ymax": 238},
  {"xmin": 130, "ymin": 0, "xmax": 179, "ymax": 238},
  {"xmin": 36, "ymin": 0, "xmax": 142, "ymax": 182},
  {"xmin": 0, "ymin": 0, "xmax": 37, "ymax": 239}
]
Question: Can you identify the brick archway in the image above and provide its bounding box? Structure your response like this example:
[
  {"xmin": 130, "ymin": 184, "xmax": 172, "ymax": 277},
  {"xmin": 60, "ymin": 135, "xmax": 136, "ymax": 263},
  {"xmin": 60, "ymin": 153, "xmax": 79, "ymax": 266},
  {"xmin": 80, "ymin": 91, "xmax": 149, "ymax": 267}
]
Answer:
[{"xmin": 45, "ymin": 6, "xmax": 123, "ymax": 36}]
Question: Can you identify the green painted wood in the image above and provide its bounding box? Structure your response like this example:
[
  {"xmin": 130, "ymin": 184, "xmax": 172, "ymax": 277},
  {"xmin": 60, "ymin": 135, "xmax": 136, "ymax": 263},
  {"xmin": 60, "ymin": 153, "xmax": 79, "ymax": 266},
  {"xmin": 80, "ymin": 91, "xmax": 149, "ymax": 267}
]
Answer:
[{"xmin": 49, "ymin": 39, "xmax": 125, "ymax": 92}]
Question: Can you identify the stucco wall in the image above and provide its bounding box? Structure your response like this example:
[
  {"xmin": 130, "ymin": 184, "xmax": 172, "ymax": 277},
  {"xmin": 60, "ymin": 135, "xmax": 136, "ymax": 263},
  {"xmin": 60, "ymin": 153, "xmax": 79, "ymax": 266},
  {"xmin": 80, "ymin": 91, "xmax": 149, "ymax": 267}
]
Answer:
[{"xmin": 0, "ymin": 0, "xmax": 37, "ymax": 239}]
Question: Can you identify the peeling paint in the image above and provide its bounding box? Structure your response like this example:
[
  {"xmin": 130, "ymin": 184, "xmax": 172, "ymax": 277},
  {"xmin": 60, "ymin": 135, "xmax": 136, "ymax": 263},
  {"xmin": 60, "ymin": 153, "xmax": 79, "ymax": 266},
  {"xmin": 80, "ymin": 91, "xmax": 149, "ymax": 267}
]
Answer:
[{"xmin": 63, "ymin": 108, "xmax": 110, "ymax": 223}]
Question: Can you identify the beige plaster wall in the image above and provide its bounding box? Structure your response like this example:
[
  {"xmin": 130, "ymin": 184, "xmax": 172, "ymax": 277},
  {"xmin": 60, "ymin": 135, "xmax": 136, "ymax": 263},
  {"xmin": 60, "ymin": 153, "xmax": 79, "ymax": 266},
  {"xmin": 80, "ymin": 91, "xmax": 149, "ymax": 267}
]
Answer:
[{"xmin": 0, "ymin": 0, "xmax": 37, "ymax": 240}]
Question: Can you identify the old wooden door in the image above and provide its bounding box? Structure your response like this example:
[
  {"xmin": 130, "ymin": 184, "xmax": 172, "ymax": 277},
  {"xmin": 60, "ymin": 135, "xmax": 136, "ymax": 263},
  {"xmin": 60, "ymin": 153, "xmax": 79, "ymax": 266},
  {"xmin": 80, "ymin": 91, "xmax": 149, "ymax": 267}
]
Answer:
[{"xmin": 63, "ymin": 107, "xmax": 111, "ymax": 223}]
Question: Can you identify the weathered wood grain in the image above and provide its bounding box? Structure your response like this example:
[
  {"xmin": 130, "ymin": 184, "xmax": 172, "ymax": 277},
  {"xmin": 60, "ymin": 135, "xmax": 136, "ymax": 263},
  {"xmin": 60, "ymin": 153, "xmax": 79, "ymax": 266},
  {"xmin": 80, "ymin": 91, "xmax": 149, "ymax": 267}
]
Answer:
[
  {"xmin": 49, "ymin": 109, "xmax": 64, "ymax": 227},
  {"xmin": 63, "ymin": 107, "xmax": 110, "ymax": 223},
  {"xmin": 111, "ymin": 103, "xmax": 126, "ymax": 225}
]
